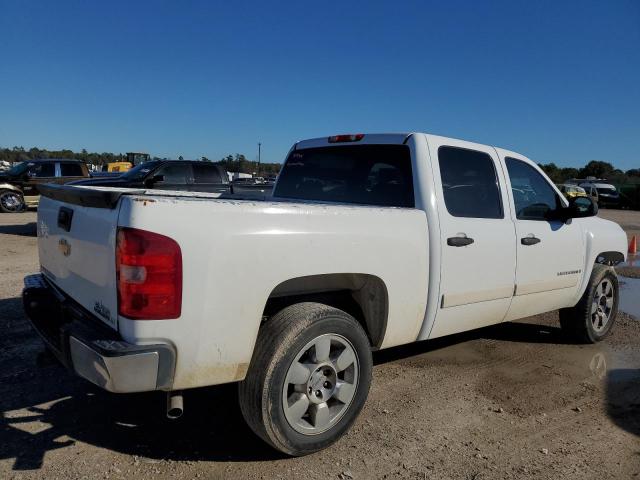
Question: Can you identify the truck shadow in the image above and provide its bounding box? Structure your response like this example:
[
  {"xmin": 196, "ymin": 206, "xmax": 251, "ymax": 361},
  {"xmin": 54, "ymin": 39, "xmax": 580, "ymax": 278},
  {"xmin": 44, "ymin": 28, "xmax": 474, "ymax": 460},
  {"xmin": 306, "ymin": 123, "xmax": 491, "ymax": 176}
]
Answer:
[
  {"xmin": 0, "ymin": 221, "xmax": 37, "ymax": 237},
  {"xmin": 373, "ymin": 319, "xmax": 572, "ymax": 366},
  {"xmin": 606, "ymin": 368, "xmax": 640, "ymax": 437},
  {"xmin": 0, "ymin": 297, "xmax": 637, "ymax": 471}
]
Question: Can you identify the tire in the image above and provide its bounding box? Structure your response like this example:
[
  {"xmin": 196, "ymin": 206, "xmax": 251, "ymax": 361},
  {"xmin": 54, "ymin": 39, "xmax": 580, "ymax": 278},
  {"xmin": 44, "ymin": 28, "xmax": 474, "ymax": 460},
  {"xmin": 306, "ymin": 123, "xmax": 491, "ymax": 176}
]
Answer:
[
  {"xmin": 559, "ymin": 264, "xmax": 619, "ymax": 343},
  {"xmin": 238, "ymin": 302, "xmax": 373, "ymax": 456},
  {"xmin": 0, "ymin": 189, "xmax": 26, "ymax": 213}
]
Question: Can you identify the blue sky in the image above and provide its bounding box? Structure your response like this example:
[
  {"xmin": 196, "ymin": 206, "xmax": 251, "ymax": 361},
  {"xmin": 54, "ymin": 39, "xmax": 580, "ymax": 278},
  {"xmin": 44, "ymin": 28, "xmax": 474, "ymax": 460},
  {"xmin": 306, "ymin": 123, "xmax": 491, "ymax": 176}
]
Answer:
[{"xmin": 1, "ymin": 0, "xmax": 639, "ymax": 169}]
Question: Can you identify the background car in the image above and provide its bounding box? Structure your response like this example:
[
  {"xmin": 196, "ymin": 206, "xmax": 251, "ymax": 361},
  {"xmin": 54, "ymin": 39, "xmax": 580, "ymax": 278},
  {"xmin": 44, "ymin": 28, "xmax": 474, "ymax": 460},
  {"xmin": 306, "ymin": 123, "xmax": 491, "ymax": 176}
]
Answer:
[
  {"xmin": 232, "ymin": 176, "xmax": 274, "ymax": 195},
  {"xmin": 71, "ymin": 160, "xmax": 231, "ymax": 194},
  {"xmin": 557, "ymin": 184, "xmax": 588, "ymax": 200},
  {"xmin": 0, "ymin": 159, "xmax": 89, "ymax": 212},
  {"xmin": 579, "ymin": 182, "xmax": 621, "ymax": 208}
]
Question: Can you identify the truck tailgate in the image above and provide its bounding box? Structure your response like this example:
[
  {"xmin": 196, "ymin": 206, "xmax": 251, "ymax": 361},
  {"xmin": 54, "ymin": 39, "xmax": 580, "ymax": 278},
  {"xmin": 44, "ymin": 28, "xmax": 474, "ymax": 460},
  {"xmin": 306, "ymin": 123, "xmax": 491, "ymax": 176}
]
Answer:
[{"xmin": 37, "ymin": 191, "xmax": 121, "ymax": 330}]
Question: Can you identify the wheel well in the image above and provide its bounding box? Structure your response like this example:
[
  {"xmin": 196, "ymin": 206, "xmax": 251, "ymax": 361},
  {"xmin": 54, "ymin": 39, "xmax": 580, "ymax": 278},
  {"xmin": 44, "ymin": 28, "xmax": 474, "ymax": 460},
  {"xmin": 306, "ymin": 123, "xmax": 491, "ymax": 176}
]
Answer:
[
  {"xmin": 263, "ymin": 274, "xmax": 389, "ymax": 349},
  {"xmin": 595, "ymin": 251, "xmax": 624, "ymax": 266}
]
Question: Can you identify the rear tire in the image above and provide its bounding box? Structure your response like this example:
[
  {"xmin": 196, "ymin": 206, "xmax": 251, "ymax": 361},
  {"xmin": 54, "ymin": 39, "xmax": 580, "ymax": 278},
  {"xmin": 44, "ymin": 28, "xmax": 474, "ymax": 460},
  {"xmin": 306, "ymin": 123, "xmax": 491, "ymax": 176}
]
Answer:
[
  {"xmin": 559, "ymin": 264, "xmax": 619, "ymax": 343},
  {"xmin": 0, "ymin": 189, "xmax": 25, "ymax": 213},
  {"xmin": 238, "ymin": 302, "xmax": 372, "ymax": 456}
]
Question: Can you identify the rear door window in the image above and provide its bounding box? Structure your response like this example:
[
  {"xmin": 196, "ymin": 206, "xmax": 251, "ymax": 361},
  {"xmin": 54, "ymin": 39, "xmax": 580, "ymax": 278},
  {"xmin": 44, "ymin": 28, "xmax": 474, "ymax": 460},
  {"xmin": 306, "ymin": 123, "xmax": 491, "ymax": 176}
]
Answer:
[
  {"xmin": 437, "ymin": 146, "xmax": 503, "ymax": 219},
  {"xmin": 275, "ymin": 145, "xmax": 414, "ymax": 207},
  {"xmin": 60, "ymin": 163, "xmax": 84, "ymax": 177},
  {"xmin": 193, "ymin": 163, "xmax": 223, "ymax": 183}
]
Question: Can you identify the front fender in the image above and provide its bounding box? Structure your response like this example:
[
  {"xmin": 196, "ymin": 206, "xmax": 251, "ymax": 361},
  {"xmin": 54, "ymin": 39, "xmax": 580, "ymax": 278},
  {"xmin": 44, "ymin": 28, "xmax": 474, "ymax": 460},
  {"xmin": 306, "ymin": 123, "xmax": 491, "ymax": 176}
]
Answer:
[
  {"xmin": 0, "ymin": 183, "xmax": 22, "ymax": 193},
  {"xmin": 573, "ymin": 217, "xmax": 627, "ymax": 304}
]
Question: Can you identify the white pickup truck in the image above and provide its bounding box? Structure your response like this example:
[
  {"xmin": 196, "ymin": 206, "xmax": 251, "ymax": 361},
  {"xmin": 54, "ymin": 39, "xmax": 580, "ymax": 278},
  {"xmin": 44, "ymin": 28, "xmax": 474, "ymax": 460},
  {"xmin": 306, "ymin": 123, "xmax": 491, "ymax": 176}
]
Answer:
[{"xmin": 23, "ymin": 133, "xmax": 627, "ymax": 455}]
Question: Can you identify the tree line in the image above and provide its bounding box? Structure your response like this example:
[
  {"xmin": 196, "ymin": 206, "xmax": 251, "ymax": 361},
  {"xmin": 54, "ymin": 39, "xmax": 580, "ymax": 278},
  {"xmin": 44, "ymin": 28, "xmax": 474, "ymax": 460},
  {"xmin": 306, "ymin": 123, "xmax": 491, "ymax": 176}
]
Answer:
[
  {"xmin": 2, "ymin": 146, "xmax": 637, "ymax": 182},
  {"xmin": 0, "ymin": 146, "xmax": 282, "ymax": 175},
  {"xmin": 538, "ymin": 160, "xmax": 640, "ymax": 185}
]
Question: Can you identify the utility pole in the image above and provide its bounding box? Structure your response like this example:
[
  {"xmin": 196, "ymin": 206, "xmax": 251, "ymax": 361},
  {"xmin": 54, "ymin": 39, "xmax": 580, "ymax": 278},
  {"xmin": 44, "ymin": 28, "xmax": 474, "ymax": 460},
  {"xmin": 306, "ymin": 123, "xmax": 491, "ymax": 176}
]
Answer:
[{"xmin": 257, "ymin": 142, "xmax": 261, "ymax": 176}]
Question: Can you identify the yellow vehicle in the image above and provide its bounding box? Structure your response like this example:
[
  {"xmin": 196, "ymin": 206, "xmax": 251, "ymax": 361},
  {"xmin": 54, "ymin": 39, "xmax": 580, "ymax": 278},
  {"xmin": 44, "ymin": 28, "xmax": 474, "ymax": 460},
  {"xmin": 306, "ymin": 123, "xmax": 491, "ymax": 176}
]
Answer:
[
  {"xmin": 557, "ymin": 184, "xmax": 588, "ymax": 200},
  {"xmin": 106, "ymin": 161, "xmax": 132, "ymax": 173},
  {"xmin": 103, "ymin": 152, "xmax": 150, "ymax": 173}
]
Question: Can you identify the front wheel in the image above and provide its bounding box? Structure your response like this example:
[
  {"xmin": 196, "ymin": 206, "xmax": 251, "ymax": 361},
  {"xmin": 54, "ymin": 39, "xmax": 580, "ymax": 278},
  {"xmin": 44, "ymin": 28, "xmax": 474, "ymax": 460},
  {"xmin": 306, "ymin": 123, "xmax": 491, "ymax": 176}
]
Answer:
[
  {"xmin": 0, "ymin": 189, "xmax": 26, "ymax": 213},
  {"xmin": 559, "ymin": 264, "xmax": 619, "ymax": 343},
  {"xmin": 238, "ymin": 302, "xmax": 372, "ymax": 456}
]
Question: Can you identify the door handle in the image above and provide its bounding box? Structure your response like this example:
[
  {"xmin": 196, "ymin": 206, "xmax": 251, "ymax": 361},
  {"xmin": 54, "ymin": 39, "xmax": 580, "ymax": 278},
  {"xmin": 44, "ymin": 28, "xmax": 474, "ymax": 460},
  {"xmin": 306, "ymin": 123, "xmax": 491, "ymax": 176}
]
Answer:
[
  {"xmin": 521, "ymin": 236, "xmax": 541, "ymax": 246},
  {"xmin": 447, "ymin": 236, "xmax": 474, "ymax": 247}
]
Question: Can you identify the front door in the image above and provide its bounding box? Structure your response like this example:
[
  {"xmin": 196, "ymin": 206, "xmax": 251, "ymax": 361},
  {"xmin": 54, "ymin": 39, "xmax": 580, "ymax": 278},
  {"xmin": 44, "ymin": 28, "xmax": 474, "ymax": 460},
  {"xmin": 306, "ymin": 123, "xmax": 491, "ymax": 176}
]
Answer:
[
  {"xmin": 24, "ymin": 162, "xmax": 57, "ymax": 199},
  {"xmin": 427, "ymin": 137, "xmax": 517, "ymax": 339},
  {"xmin": 496, "ymin": 150, "xmax": 583, "ymax": 320},
  {"xmin": 150, "ymin": 163, "xmax": 194, "ymax": 191}
]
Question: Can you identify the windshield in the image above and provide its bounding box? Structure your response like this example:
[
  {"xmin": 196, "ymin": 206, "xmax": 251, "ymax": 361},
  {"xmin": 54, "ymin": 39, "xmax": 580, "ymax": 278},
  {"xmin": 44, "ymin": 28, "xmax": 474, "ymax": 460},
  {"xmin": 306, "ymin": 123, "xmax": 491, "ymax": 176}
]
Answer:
[
  {"xmin": 596, "ymin": 187, "xmax": 617, "ymax": 194},
  {"xmin": 121, "ymin": 160, "xmax": 161, "ymax": 180},
  {"xmin": 274, "ymin": 145, "xmax": 414, "ymax": 207},
  {"xmin": 6, "ymin": 162, "xmax": 30, "ymax": 176}
]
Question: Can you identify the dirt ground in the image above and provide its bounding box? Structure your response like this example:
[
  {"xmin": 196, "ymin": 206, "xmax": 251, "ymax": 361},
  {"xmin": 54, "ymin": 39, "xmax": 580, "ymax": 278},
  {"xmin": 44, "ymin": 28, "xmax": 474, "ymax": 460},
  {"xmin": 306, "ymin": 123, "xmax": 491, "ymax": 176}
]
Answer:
[{"xmin": 1, "ymin": 209, "xmax": 639, "ymax": 480}]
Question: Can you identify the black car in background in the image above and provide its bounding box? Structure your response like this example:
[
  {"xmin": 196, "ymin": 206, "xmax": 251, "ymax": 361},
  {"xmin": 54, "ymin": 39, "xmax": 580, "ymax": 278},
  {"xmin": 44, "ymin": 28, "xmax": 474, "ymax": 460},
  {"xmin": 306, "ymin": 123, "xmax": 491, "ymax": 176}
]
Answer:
[
  {"xmin": 71, "ymin": 160, "xmax": 230, "ymax": 194},
  {"xmin": 0, "ymin": 159, "xmax": 89, "ymax": 212}
]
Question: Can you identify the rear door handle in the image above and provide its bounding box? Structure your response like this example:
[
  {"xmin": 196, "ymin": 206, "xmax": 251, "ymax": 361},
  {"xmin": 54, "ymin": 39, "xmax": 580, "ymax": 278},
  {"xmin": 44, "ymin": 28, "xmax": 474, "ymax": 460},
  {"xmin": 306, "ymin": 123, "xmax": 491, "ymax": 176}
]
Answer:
[
  {"xmin": 447, "ymin": 236, "xmax": 474, "ymax": 247},
  {"xmin": 521, "ymin": 236, "xmax": 541, "ymax": 246}
]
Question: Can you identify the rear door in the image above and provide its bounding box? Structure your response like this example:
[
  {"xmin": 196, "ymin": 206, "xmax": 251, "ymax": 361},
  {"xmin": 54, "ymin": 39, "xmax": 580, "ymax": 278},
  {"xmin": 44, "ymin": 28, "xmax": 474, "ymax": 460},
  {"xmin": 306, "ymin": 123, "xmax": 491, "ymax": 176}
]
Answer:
[
  {"xmin": 497, "ymin": 150, "xmax": 583, "ymax": 319},
  {"xmin": 427, "ymin": 136, "xmax": 516, "ymax": 339},
  {"xmin": 191, "ymin": 163, "xmax": 228, "ymax": 193}
]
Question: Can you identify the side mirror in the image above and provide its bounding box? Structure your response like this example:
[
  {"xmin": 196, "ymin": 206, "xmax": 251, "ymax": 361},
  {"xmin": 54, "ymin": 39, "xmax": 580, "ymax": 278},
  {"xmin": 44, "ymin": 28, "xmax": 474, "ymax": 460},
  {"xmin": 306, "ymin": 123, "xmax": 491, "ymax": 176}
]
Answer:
[
  {"xmin": 565, "ymin": 196, "xmax": 598, "ymax": 219},
  {"xmin": 144, "ymin": 174, "xmax": 164, "ymax": 188}
]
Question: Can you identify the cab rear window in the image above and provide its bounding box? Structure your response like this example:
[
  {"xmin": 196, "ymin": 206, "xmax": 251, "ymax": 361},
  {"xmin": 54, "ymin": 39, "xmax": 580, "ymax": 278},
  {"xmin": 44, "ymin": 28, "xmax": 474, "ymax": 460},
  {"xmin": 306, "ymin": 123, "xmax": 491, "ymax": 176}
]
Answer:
[{"xmin": 274, "ymin": 145, "xmax": 414, "ymax": 207}]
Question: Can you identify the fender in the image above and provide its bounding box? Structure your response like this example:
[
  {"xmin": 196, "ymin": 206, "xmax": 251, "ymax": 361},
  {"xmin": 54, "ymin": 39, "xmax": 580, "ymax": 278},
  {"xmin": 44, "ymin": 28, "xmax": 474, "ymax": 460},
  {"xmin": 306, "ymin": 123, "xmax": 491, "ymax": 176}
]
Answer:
[
  {"xmin": 0, "ymin": 182, "xmax": 22, "ymax": 193},
  {"xmin": 572, "ymin": 217, "xmax": 627, "ymax": 305}
]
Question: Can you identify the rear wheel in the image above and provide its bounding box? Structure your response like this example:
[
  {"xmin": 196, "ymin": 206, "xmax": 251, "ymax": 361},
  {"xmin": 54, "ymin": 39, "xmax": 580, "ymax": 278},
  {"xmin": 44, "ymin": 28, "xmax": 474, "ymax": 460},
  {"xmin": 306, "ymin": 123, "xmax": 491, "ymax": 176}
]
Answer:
[
  {"xmin": 0, "ymin": 189, "xmax": 25, "ymax": 213},
  {"xmin": 238, "ymin": 302, "xmax": 372, "ymax": 456},
  {"xmin": 559, "ymin": 264, "xmax": 618, "ymax": 343}
]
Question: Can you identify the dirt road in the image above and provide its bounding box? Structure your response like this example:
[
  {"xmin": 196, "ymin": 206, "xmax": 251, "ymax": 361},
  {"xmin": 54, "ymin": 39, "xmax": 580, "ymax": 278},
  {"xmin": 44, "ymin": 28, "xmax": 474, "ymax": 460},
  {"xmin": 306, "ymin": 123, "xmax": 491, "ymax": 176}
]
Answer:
[{"xmin": 1, "ymin": 210, "xmax": 639, "ymax": 479}]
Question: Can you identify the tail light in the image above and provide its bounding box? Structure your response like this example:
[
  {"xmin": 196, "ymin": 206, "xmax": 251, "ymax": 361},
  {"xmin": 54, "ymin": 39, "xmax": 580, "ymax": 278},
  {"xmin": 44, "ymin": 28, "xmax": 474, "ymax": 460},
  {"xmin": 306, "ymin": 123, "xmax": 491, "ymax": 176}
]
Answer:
[
  {"xmin": 328, "ymin": 133, "xmax": 364, "ymax": 143},
  {"xmin": 116, "ymin": 227, "xmax": 182, "ymax": 319}
]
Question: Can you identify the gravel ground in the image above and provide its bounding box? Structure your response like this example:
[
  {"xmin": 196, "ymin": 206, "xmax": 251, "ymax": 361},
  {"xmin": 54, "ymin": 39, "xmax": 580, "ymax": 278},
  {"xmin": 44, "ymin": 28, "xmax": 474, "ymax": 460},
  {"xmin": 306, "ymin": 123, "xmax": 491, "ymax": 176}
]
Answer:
[{"xmin": 1, "ymin": 209, "xmax": 639, "ymax": 480}]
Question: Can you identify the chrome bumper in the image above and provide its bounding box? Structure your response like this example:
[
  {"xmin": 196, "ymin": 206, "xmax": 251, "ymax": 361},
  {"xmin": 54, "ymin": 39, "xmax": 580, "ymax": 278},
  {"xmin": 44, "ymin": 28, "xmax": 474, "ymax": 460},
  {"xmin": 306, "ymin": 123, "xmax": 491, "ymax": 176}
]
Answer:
[{"xmin": 23, "ymin": 274, "xmax": 175, "ymax": 393}]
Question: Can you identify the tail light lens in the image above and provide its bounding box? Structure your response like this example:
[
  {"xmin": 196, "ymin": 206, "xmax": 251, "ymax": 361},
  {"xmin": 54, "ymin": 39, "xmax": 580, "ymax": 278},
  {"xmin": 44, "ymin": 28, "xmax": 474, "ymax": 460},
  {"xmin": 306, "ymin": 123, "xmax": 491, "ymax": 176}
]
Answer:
[{"xmin": 116, "ymin": 227, "xmax": 182, "ymax": 319}]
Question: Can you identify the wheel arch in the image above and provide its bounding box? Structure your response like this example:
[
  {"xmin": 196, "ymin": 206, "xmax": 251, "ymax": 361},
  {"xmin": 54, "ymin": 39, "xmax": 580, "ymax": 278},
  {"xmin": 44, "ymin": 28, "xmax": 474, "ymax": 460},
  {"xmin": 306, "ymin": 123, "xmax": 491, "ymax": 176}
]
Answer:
[
  {"xmin": 0, "ymin": 183, "xmax": 23, "ymax": 193},
  {"xmin": 262, "ymin": 273, "xmax": 389, "ymax": 349},
  {"xmin": 574, "ymin": 249, "xmax": 625, "ymax": 305}
]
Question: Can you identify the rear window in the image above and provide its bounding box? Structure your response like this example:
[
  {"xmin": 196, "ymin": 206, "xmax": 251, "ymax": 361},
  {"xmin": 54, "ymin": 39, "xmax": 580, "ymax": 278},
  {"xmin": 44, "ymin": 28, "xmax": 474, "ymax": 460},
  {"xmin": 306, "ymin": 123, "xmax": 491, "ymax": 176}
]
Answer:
[
  {"xmin": 193, "ymin": 163, "xmax": 223, "ymax": 183},
  {"xmin": 274, "ymin": 145, "xmax": 414, "ymax": 207},
  {"xmin": 60, "ymin": 163, "xmax": 84, "ymax": 177}
]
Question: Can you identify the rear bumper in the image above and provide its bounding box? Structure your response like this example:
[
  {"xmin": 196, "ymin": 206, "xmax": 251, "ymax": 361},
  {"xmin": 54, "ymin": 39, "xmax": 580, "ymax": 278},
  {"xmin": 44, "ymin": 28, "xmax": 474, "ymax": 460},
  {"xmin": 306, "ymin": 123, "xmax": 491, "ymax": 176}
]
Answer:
[{"xmin": 22, "ymin": 274, "xmax": 175, "ymax": 393}]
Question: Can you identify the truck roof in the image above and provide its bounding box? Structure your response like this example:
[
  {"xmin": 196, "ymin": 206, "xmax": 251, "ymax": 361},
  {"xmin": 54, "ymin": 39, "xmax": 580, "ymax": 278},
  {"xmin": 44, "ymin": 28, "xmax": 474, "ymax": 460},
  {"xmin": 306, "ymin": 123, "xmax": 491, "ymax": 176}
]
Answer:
[
  {"xmin": 295, "ymin": 133, "xmax": 412, "ymax": 149},
  {"xmin": 294, "ymin": 132, "xmax": 521, "ymax": 157}
]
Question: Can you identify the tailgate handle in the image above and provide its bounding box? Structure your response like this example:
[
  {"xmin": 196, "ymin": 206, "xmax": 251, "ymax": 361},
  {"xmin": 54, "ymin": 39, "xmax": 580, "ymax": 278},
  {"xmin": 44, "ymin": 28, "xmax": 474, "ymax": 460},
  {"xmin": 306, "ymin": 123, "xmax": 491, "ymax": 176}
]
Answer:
[{"xmin": 57, "ymin": 207, "xmax": 74, "ymax": 232}]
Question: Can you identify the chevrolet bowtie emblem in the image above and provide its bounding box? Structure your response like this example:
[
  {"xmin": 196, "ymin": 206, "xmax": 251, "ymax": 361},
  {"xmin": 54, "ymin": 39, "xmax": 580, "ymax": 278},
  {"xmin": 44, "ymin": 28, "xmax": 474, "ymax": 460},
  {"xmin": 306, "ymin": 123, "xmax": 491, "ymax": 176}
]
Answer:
[{"xmin": 58, "ymin": 238, "xmax": 71, "ymax": 257}]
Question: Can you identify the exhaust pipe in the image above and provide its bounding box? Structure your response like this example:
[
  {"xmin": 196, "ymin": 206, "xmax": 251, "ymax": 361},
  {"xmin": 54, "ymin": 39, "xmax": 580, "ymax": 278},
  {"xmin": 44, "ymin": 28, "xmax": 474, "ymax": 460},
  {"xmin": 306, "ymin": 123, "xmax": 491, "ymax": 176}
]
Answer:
[{"xmin": 166, "ymin": 391, "xmax": 184, "ymax": 420}]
